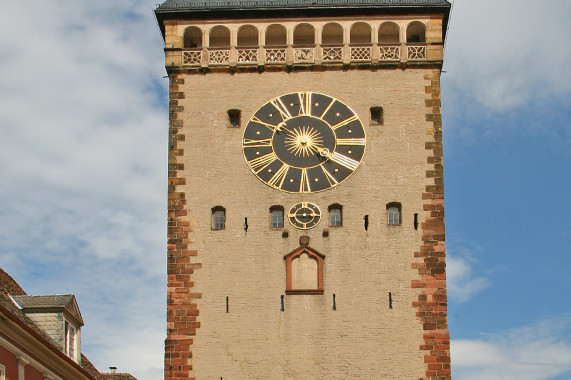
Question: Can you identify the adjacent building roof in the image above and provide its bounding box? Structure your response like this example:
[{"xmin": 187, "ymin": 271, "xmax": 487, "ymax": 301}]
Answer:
[
  {"xmin": 0, "ymin": 268, "xmax": 137, "ymax": 380},
  {"xmin": 12, "ymin": 294, "xmax": 84, "ymax": 325}
]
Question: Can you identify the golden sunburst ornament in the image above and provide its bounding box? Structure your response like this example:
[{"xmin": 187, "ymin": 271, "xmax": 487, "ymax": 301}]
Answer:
[{"xmin": 284, "ymin": 126, "xmax": 323, "ymax": 157}]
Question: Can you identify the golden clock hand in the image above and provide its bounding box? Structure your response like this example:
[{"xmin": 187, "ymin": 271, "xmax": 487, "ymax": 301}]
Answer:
[{"xmin": 317, "ymin": 147, "xmax": 332, "ymax": 159}]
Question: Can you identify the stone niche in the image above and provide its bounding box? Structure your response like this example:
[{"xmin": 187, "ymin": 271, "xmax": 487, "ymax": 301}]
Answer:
[{"xmin": 284, "ymin": 242, "xmax": 325, "ymax": 295}]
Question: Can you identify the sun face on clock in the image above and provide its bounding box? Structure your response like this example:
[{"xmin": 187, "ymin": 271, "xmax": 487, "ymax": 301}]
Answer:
[
  {"xmin": 285, "ymin": 126, "xmax": 323, "ymax": 157},
  {"xmin": 242, "ymin": 92, "xmax": 366, "ymax": 193}
]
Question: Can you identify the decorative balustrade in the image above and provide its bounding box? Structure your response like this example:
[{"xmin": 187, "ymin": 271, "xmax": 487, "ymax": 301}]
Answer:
[
  {"xmin": 379, "ymin": 45, "xmax": 400, "ymax": 61},
  {"xmin": 182, "ymin": 49, "xmax": 202, "ymax": 66},
  {"xmin": 294, "ymin": 47, "xmax": 315, "ymax": 63},
  {"xmin": 179, "ymin": 43, "xmax": 430, "ymax": 68},
  {"xmin": 322, "ymin": 45, "xmax": 343, "ymax": 62},
  {"xmin": 237, "ymin": 48, "xmax": 258, "ymax": 64},
  {"xmin": 265, "ymin": 47, "xmax": 287, "ymax": 63},
  {"xmin": 208, "ymin": 48, "xmax": 230, "ymax": 65},
  {"xmin": 350, "ymin": 45, "xmax": 372, "ymax": 61},
  {"xmin": 407, "ymin": 44, "xmax": 426, "ymax": 60}
]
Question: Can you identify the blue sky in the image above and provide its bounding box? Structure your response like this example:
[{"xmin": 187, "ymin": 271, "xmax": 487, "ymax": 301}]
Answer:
[{"xmin": 1, "ymin": 1, "xmax": 570, "ymax": 379}]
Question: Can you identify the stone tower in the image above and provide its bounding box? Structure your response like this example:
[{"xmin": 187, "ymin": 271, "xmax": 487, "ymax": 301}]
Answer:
[{"xmin": 155, "ymin": 1, "xmax": 451, "ymax": 379}]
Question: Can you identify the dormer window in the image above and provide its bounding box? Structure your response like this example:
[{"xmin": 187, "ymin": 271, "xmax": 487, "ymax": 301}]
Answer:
[
  {"xmin": 10, "ymin": 294, "xmax": 84, "ymax": 362},
  {"xmin": 65, "ymin": 320, "xmax": 78, "ymax": 360}
]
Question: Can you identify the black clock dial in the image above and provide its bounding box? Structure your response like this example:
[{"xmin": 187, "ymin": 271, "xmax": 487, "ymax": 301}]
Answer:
[
  {"xmin": 288, "ymin": 202, "xmax": 321, "ymax": 230},
  {"xmin": 243, "ymin": 92, "xmax": 366, "ymax": 193}
]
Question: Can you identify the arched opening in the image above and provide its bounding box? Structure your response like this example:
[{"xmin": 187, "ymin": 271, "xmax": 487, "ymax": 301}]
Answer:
[
  {"xmin": 350, "ymin": 22, "xmax": 372, "ymax": 44},
  {"xmin": 237, "ymin": 25, "xmax": 258, "ymax": 47},
  {"xmin": 378, "ymin": 22, "xmax": 400, "ymax": 44},
  {"xmin": 209, "ymin": 25, "xmax": 230, "ymax": 48},
  {"xmin": 183, "ymin": 26, "xmax": 202, "ymax": 48},
  {"xmin": 265, "ymin": 24, "xmax": 287, "ymax": 46},
  {"xmin": 293, "ymin": 23, "xmax": 315, "ymax": 46},
  {"xmin": 322, "ymin": 23, "xmax": 343, "ymax": 45},
  {"xmin": 406, "ymin": 22, "xmax": 426, "ymax": 43}
]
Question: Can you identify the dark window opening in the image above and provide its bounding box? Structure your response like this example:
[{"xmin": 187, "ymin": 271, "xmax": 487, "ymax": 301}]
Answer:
[
  {"xmin": 228, "ymin": 109, "xmax": 241, "ymax": 128},
  {"xmin": 370, "ymin": 107, "xmax": 384, "ymax": 125}
]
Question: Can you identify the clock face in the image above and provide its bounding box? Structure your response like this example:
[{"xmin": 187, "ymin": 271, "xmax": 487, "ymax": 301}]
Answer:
[
  {"xmin": 288, "ymin": 202, "xmax": 321, "ymax": 230},
  {"xmin": 243, "ymin": 92, "xmax": 366, "ymax": 193}
]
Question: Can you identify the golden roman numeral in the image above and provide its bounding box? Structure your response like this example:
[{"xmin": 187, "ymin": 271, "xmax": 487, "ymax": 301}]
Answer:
[
  {"xmin": 251, "ymin": 116, "xmax": 280, "ymax": 132},
  {"xmin": 299, "ymin": 169, "xmax": 311, "ymax": 193},
  {"xmin": 331, "ymin": 115, "xmax": 358, "ymax": 130},
  {"xmin": 320, "ymin": 98, "xmax": 335, "ymax": 119},
  {"xmin": 270, "ymin": 98, "xmax": 292, "ymax": 120},
  {"xmin": 320, "ymin": 165, "xmax": 339, "ymax": 186},
  {"xmin": 298, "ymin": 92, "xmax": 312, "ymax": 116},
  {"xmin": 330, "ymin": 151, "xmax": 360, "ymax": 171},
  {"xmin": 336, "ymin": 138, "xmax": 365, "ymax": 146},
  {"xmin": 243, "ymin": 138, "xmax": 272, "ymax": 148},
  {"xmin": 248, "ymin": 152, "xmax": 278, "ymax": 173},
  {"xmin": 268, "ymin": 163, "xmax": 289, "ymax": 188}
]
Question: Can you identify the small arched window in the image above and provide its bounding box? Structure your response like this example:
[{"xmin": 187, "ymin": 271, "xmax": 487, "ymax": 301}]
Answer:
[
  {"xmin": 322, "ymin": 23, "xmax": 343, "ymax": 45},
  {"xmin": 328, "ymin": 204, "xmax": 343, "ymax": 227},
  {"xmin": 265, "ymin": 24, "xmax": 287, "ymax": 46},
  {"xmin": 237, "ymin": 25, "xmax": 258, "ymax": 47},
  {"xmin": 183, "ymin": 26, "xmax": 202, "ymax": 48},
  {"xmin": 386, "ymin": 202, "xmax": 401, "ymax": 225},
  {"xmin": 209, "ymin": 25, "xmax": 231, "ymax": 48},
  {"xmin": 378, "ymin": 22, "xmax": 400, "ymax": 44},
  {"xmin": 293, "ymin": 23, "xmax": 315, "ymax": 46},
  {"xmin": 350, "ymin": 22, "xmax": 372, "ymax": 44},
  {"xmin": 406, "ymin": 22, "xmax": 426, "ymax": 43},
  {"xmin": 211, "ymin": 206, "xmax": 226, "ymax": 230},
  {"xmin": 270, "ymin": 205, "xmax": 284, "ymax": 228}
]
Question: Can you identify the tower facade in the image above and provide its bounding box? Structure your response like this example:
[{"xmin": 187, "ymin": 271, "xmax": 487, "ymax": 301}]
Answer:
[{"xmin": 155, "ymin": 1, "xmax": 451, "ymax": 379}]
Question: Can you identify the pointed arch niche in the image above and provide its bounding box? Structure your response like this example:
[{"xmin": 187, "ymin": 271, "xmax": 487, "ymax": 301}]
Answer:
[{"xmin": 284, "ymin": 244, "xmax": 325, "ymax": 294}]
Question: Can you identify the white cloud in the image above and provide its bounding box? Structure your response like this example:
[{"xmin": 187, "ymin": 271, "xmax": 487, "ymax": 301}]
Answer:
[
  {"xmin": 452, "ymin": 316, "xmax": 571, "ymax": 380},
  {"xmin": 447, "ymin": 245, "xmax": 492, "ymax": 303},
  {"xmin": 444, "ymin": 0, "xmax": 571, "ymax": 112},
  {"xmin": 0, "ymin": 1, "xmax": 167, "ymax": 379}
]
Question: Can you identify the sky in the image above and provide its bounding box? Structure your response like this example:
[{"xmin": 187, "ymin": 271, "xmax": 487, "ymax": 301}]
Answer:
[{"xmin": 0, "ymin": 1, "xmax": 570, "ymax": 379}]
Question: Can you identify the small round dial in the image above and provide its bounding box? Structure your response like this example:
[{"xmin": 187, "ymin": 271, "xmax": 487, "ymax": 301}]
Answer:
[
  {"xmin": 243, "ymin": 92, "xmax": 366, "ymax": 193},
  {"xmin": 288, "ymin": 202, "xmax": 321, "ymax": 230}
]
